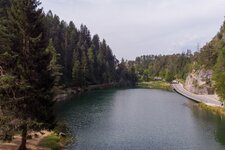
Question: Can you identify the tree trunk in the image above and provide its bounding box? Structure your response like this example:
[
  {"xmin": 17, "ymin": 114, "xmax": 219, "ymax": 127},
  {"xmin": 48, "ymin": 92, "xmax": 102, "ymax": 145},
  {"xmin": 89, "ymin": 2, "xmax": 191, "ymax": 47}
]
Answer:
[{"xmin": 18, "ymin": 124, "xmax": 27, "ymax": 150}]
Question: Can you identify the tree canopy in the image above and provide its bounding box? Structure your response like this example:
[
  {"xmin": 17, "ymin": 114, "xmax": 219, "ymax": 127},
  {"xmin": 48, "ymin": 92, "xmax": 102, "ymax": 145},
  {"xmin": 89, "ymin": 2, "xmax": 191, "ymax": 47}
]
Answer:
[{"xmin": 0, "ymin": 2, "xmax": 137, "ymax": 149}]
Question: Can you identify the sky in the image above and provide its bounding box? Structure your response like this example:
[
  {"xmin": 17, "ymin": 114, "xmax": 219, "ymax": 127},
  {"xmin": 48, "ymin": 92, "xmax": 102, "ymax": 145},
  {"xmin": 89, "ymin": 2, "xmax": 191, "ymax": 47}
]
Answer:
[{"xmin": 41, "ymin": 0, "xmax": 225, "ymax": 60}]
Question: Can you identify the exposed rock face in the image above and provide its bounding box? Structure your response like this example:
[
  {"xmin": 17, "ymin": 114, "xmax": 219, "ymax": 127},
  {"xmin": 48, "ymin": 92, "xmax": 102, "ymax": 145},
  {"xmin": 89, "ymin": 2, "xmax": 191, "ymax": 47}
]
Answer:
[{"xmin": 185, "ymin": 69, "xmax": 214, "ymax": 95}]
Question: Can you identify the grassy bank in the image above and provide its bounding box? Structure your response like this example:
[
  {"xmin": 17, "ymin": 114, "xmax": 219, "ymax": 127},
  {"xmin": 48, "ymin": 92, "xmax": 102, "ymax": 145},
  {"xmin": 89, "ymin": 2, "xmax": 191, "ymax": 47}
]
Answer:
[
  {"xmin": 198, "ymin": 103, "xmax": 225, "ymax": 117},
  {"xmin": 39, "ymin": 133, "xmax": 61, "ymax": 150},
  {"xmin": 137, "ymin": 81, "xmax": 172, "ymax": 91},
  {"xmin": 39, "ymin": 133, "xmax": 73, "ymax": 150}
]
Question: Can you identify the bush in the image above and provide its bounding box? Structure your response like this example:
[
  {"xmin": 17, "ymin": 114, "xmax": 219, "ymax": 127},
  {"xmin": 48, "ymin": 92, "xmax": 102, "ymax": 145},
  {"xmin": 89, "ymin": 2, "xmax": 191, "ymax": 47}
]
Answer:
[{"xmin": 39, "ymin": 134, "xmax": 61, "ymax": 150}]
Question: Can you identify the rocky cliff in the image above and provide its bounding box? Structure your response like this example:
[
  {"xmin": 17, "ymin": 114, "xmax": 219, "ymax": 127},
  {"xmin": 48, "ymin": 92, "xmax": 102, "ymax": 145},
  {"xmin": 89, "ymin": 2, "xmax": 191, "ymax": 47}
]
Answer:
[{"xmin": 184, "ymin": 69, "xmax": 215, "ymax": 95}]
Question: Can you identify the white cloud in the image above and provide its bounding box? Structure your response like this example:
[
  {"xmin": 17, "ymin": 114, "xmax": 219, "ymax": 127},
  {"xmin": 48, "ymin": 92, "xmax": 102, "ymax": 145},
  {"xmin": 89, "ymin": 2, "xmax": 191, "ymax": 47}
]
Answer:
[{"xmin": 41, "ymin": 0, "xmax": 225, "ymax": 60}]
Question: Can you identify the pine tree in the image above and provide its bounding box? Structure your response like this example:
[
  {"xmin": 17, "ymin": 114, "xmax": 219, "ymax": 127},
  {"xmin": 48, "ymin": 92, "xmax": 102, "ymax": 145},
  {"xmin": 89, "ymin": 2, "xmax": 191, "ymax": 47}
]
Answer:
[
  {"xmin": 91, "ymin": 35, "xmax": 100, "ymax": 83},
  {"xmin": 65, "ymin": 22, "xmax": 78, "ymax": 83},
  {"xmin": 87, "ymin": 47, "xmax": 96, "ymax": 83},
  {"xmin": 81, "ymin": 50, "xmax": 89, "ymax": 86},
  {"xmin": 46, "ymin": 39, "xmax": 62, "ymax": 95},
  {"xmin": 72, "ymin": 50, "xmax": 82, "ymax": 86},
  {"xmin": 0, "ymin": 0, "xmax": 55, "ymax": 149}
]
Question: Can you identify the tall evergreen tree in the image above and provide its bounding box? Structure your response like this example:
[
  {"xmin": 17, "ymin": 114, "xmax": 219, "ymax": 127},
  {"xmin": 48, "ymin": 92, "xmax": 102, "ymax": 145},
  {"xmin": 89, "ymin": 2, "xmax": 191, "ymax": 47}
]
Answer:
[
  {"xmin": 87, "ymin": 47, "xmax": 96, "ymax": 83},
  {"xmin": 65, "ymin": 22, "xmax": 78, "ymax": 82},
  {"xmin": 91, "ymin": 34, "xmax": 100, "ymax": 83},
  {"xmin": 72, "ymin": 50, "xmax": 82, "ymax": 86},
  {"xmin": 46, "ymin": 39, "xmax": 62, "ymax": 95},
  {"xmin": 0, "ymin": 0, "xmax": 55, "ymax": 149}
]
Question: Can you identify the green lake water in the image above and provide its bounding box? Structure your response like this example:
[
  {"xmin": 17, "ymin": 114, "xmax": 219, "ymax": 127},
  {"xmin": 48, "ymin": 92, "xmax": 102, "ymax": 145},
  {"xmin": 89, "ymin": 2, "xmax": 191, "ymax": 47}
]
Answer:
[{"xmin": 55, "ymin": 89, "xmax": 225, "ymax": 150}]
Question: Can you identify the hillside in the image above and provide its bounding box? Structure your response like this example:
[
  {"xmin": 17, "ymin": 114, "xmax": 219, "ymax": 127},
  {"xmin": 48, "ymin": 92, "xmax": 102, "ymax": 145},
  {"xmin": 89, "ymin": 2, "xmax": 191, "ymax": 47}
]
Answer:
[
  {"xmin": 186, "ymin": 21, "xmax": 225, "ymax": 100},
  {"xmin": 131, "ymin": 20, "xmax": 225, "ymax": 101}
]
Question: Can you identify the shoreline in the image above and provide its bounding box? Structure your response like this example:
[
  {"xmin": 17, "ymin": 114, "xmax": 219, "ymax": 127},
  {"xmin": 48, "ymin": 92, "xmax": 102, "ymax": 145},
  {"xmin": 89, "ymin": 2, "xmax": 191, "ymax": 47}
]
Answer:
[
  {"xmin": 137, "ymin": 81, "xmax": 172, "ymax": 91},
  {"xmin": 172, "ymin": 83, "xmax": 225, "ymax": 117},
  {"xmin": 172, "ymin": 83, "xmax": 221, "ymax": 106},
  {"xmin": 54, "ymin": 82, "xmax": 120, "ymax": 102},
  {"xmin": 198, "ymin": 103, "xmax": 225, "ymax": 118},
  {"xmin": 54, "ymin": 82, "xmax": 137, "ymax": 102}
]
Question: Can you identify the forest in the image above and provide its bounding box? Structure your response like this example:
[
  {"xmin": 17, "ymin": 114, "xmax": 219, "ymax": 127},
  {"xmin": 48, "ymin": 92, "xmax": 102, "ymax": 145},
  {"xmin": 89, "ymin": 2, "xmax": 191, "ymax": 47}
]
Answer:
[
  {"xmin": 131, "ymin": 51, "xmax": 192, "ymax": 82},
  {"xmin": 0, "ymin": 0, "xmax": 136, "ymax": 149},
  {"xmin": 44, "ymin": 11, "xmax": 137, "ymax": 88}
]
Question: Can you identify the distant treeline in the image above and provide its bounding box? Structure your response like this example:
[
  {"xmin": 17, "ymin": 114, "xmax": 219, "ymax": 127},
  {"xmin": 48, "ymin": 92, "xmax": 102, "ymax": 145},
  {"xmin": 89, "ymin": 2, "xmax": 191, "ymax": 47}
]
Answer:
[
  {"xmin": 130, "ymin": 52, "xmax": 192, "ymax": 82},
  {"xmin": 130, "ymin": 20, "xmax": 225, "ymax": 100}
]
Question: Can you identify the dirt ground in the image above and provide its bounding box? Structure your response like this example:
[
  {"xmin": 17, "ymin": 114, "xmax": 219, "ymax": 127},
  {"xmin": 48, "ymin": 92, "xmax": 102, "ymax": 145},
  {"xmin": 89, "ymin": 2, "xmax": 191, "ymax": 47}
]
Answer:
[{"xmin": 0, "ymin": 130, "xmax": 52, "ymax": 150}]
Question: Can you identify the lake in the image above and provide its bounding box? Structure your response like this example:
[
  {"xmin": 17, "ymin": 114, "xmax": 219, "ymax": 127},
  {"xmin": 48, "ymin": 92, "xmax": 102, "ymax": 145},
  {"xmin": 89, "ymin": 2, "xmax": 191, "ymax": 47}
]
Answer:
[{"xmin": 55, "ymin": 88, "xmax": 225, "ymax": 150}]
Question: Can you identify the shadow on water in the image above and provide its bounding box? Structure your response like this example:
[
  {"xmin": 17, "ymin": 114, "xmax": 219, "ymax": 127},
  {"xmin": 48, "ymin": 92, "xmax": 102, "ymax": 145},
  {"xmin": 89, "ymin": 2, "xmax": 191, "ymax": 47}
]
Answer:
[
  {"xmin": 187, "ymin": 101, "xmax": 225, "ymax": 147},
  {"xmin": 54, "ymin": 89, "xmax": 120, "ymax": 130},
  {"xmin": 54, "ymin": 89, "xmax": 117, "ymax": 113}
]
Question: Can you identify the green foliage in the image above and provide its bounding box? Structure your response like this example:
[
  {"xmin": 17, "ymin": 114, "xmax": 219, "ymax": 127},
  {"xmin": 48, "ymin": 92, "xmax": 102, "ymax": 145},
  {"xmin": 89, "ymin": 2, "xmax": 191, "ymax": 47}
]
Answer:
[
  {"xmin": 165, "ymin": 70, "xmax": 175, "ymax": 82},
  {"xmin": 0, "ymin": 75, "xmax": 15, "ymax": 89},
  {"xmin": 133, "ymin": 53, "xmax": 192, "ymax": 82},
  {"xmin": 47, "ymin": 39, "xmax": 63, "ymax": 86},
  {"xmin": 193, "ymin": 21, "xmax": 225, "ymax": 100},
  {"xmin": 213, "ymin": 41, "xmax": 225, "ymax": 101},
  {"xmin": 196, "ymin": 42, "xmax": 218, "ymax": 69},
  {"xmin": 142, "ymin": 69, "xmax": 150, "ymax": 81},
  {"xmin": 39, "ymin": 134, "xmax": 61, "ymax": 150},
  {"xmin": 44, "ymin": 12, "xmax": 136, "ymax": 87},
  {"xmin": 199, "ymin": 103, "xmax": 225, "ymax": 117},
  {"xmin": 0, "ymin": 0, "xmax": 55, "ymax": 148},
  {"xmin": 115, "ymin": 59, "xmax": 138, "ymax": 86},
  {"xmin": 72, "ymin": 50, "xmax": 82, "ymax": 86},
  {"xmin": 0, "ymin": 0, "xmax": 137, "ymax": 148}
]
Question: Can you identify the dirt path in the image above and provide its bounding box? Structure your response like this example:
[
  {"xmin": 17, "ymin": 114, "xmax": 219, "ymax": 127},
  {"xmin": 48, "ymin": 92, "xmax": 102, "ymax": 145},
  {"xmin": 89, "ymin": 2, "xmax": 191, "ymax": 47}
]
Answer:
[{"xmin": 0, "ymin": 130, "xmax": 52, "ymax": 150}]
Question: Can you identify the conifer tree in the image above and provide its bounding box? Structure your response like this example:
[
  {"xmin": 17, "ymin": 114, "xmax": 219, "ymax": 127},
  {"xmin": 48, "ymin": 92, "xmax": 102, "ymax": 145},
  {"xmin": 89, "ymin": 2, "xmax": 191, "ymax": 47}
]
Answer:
[
  {"xmin": 0, "ymin": 0, "xmax": 55, "ymax": 149},
  {"xmin": 46, "ymin": 39, "xmax": 62, "ymax": 95},
  {"xmin": 72, "ymin": 50, "xmax": 82, "ymax": 86}
]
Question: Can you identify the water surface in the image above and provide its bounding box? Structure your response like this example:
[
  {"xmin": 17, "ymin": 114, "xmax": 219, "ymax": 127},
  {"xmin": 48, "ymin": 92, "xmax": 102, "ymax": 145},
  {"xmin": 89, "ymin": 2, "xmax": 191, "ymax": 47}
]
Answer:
[{"xmin": 56, "ymin": 89, "xmax": 225, "ymax": 150}]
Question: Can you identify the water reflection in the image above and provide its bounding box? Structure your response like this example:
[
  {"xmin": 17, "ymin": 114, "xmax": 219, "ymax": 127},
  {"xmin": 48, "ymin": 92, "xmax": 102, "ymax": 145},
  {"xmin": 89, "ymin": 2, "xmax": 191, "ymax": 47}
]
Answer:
[
  {"xmin": 188, "ymin": 103, "xmax": 225, "ymax": 146},
  {"xmin": 55, "ymin": 89, "xmax": 225, "ymax": 150}
]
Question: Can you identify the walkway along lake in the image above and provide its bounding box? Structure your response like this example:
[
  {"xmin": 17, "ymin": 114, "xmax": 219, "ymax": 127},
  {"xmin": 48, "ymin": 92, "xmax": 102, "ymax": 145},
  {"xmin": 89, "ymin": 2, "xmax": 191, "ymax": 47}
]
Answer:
[{"xmin": 55, "ymin": 89, "xmax": 225, "ymax": 150}]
